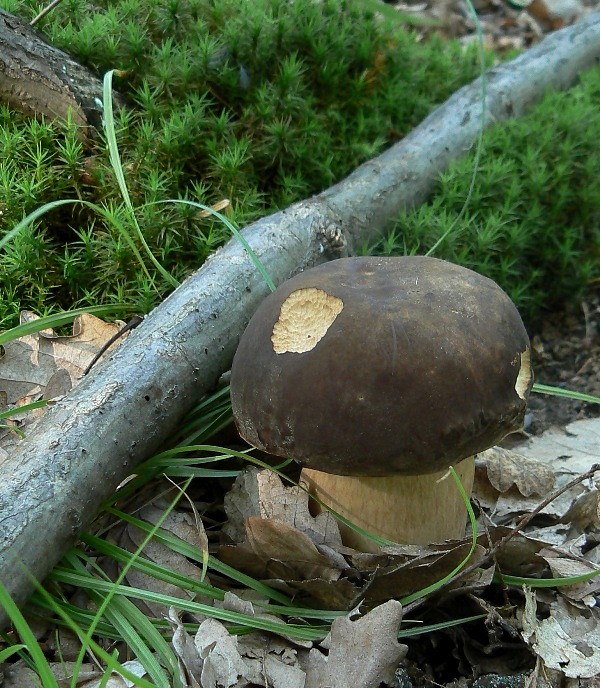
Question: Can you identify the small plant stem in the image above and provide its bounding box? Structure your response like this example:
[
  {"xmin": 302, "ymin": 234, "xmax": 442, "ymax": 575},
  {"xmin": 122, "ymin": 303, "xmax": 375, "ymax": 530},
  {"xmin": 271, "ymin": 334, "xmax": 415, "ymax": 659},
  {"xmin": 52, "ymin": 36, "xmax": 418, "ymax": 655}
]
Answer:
[
  {"xmin": 83, "ymin": 315, "xmax": 144, "ymax": 375},
  {"xmin": 404, "ymin": 463, "xmax": 600, "ymax": 615},
  {"xmin": 30, "ymin": 0, "xmax": 64, "ymax": 26}
]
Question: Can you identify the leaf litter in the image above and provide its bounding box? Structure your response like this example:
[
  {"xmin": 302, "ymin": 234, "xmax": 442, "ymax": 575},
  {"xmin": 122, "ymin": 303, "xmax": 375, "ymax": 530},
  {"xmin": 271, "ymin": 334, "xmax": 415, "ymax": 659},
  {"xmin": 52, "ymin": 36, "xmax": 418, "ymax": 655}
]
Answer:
[
  {"xmin": 4, "ymin": 415, "xmax": 598, "ymax": 688},
  {"xmin": 26, "ymin": 417, "xmax": 590, "ymax": 688},
  {"xmin": 0, "ymin": 311, "xmax": 128, "ymax": 463},
  {"xmin": 2, "ymin": 370, "xmax": 599, "ymax": 688}
]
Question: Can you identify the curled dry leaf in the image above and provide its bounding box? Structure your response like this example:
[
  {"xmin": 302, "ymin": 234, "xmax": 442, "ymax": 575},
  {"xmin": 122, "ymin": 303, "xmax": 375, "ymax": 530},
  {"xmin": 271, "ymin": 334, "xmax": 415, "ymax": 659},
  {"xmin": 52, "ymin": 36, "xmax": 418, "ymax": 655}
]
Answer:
[
  {"xmin": 195, "ymin": 617, "xmax": 257, "ymax": 688},
  {"xmin": 171, "ymin": 612, "xmax": 311, "ymax": 688},
  {"xmin": 560, "ymin": 487, "xmax": 600, "ymax": 529},
  {"xmin": 223, "ymin": 467, "xmax": 342, "ymax": 546},
  {"xmin": 522, "ymin": 590, "xmax": 600, "ymax": 678},
  {"xmin": 170, "ymin": 601, "xmax": 407, "ymax": 688},
  {"xmin": 167, "ymin": 608, "xmax": 203, "ymax": 688},
  {"xmin": 476, "ymin": 447, "xmax": 555, "ymax": 497},
  {"xmin": 0, "ymin": 312, "xmax": 126, "ymax": 405},
  {"xmin": 475, "ymin": 418, "xmax": 600, "ymax": 525},
  {"xmin": 221, "ymin": 516, "xmax": 342, "ymax": 583},
  {"xmin": 0, "ymin": 312, "xmax": 127, "ymax": 459}
]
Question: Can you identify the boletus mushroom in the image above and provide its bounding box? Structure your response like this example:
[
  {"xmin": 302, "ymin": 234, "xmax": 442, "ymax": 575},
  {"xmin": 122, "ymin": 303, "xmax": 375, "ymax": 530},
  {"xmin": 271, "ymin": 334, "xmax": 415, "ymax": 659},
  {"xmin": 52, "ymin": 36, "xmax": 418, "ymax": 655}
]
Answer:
[{"xmin": 230, "ymin": 256, "xmax": 533, "ymax": 551}]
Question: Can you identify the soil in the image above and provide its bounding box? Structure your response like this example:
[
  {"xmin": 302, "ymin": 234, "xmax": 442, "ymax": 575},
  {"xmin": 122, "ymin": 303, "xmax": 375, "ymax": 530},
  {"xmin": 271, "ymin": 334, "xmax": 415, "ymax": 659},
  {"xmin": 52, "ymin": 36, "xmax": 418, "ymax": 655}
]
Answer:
[{"xmin": 526, "ymin": 286, "xmax": 600, "ymax": 434}]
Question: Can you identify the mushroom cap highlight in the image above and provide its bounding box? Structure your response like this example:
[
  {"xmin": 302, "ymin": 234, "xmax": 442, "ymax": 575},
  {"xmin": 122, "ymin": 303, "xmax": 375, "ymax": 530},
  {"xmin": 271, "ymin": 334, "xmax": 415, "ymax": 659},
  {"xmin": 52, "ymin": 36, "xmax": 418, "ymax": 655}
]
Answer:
[{"xmin": 230, "ymin": 256, "xmax": 533, "ymax": 477}]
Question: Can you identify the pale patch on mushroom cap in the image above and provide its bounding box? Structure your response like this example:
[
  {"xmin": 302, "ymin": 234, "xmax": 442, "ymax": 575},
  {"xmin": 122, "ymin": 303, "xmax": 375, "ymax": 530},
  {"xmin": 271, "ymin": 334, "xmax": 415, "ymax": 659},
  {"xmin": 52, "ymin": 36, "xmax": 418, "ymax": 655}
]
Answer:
[
  {"xmin": 515, "ymin": 348, "xmax": 533, "ymax": 400},
  {"xmin": 271, "ymin": 288, "xmax": 343, "ymax": 354}
]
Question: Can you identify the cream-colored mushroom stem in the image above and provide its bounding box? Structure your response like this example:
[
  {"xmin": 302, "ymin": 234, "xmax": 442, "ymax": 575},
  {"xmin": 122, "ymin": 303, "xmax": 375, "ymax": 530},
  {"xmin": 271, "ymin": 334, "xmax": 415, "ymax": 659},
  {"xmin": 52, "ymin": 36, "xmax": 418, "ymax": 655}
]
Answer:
[{"xmin": 300, "ymin": 456, "xmax": 475, "ymax": 552}]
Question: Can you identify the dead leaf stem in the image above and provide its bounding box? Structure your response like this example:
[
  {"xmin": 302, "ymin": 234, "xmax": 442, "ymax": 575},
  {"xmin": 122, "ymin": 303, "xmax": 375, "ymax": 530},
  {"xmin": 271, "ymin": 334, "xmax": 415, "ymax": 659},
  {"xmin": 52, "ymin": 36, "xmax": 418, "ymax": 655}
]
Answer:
[{"xmin": 83, "ymin": 315, "xmax": 144, "ymax": 375}]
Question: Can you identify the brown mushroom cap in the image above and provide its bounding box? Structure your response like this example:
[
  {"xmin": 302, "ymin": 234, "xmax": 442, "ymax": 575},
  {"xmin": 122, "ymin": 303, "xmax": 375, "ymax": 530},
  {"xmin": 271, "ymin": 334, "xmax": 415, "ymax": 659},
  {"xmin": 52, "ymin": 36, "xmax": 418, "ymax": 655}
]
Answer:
[{"xmin": 230, "ymin": 256, "xmax": 533, "ymax": 477}]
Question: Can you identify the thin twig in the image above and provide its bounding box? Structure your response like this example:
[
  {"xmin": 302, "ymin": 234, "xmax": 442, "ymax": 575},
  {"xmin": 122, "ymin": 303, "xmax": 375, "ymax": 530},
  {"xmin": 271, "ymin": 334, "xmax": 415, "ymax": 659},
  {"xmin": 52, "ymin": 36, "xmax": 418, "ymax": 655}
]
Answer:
[
  {"xmin": 404, "ymin": 463, "xmax": 600, "ymax": 615},
  {"xmin": 83, "ymin": 315, "xmax": 144, "ymax": 375},
  {"xmin": 30, "ymin": 0, "xmax": 64, "ymax": 26}
]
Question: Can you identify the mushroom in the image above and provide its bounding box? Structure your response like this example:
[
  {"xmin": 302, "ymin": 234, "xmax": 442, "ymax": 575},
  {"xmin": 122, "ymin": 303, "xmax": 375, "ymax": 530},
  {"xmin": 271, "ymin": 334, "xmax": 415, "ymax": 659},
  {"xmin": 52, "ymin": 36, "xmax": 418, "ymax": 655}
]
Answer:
[{"xmin": 230, "ymin": 256, "xmax": 533, "ymax": 551}]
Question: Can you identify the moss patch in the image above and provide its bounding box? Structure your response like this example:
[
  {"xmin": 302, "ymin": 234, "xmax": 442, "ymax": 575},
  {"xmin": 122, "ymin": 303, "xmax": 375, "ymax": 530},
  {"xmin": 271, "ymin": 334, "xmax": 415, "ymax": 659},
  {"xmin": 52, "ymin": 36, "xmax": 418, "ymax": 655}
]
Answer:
[{"xmin": 0, "ymin": 0, "xmax": 484, "ymax": 327}]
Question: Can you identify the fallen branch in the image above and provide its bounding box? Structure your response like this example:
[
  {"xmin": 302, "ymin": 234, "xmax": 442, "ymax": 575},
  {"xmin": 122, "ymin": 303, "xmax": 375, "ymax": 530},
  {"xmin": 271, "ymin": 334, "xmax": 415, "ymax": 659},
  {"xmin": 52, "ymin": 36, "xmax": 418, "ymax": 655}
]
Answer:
[
  {"xmin": 0, "ymin": 9, "xmax": 122, "ymax": 130},
  {"xmin": 1, "ymin": 13, "xmax": 600, "ymax": 627}
]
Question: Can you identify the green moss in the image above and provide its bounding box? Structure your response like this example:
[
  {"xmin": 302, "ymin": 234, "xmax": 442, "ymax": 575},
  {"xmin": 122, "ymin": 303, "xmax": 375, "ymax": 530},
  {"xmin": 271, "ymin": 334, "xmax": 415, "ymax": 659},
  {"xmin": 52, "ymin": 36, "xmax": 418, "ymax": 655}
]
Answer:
[
  {"xmin": 371, "ymin": 67, "xmax": 600, "ymax": 325},
  {"xmin": 0, "ymin": 0, "xmax": 486, "ymax": 327},
  {"xmin": 0, "ymin": 0, "xmax": 478, "ymax": 327}
]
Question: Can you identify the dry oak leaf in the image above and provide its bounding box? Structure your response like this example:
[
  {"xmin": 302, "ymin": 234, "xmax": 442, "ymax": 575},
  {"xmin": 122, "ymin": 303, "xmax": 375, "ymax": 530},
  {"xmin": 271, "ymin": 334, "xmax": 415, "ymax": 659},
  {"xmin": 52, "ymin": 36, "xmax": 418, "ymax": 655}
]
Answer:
[
  {"xmin": 116, "ymin": 501, "xmax": 212, "ymax": 619},
  {"xmin": 522, "ymin": 589, "xmax": 600, "ymax": 678},
  {"xmin": 223, "ymin": 467, "xmax": 342, "ymax": 547},
  {"xmin": 0, "ymin": 311, "xmax": 127, "ymax": 460},
  {"xmin": 303, "ymin": 600, "xmax": 407, "ymax": 688},
  {"xmin": 476, "ymin": 446, "xmax": 555, "ymax": 497},
  {"xmin": 0, "ymin": 311, "xmax": 126, "ymax": 406}
]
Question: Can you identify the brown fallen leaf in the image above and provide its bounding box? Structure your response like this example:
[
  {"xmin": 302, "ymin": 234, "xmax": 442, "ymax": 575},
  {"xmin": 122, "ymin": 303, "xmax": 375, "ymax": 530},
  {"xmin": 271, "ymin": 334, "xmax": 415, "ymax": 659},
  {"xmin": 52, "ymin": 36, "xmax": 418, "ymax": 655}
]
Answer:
[
  {"xmin": 560, "ymin": 487, "xmax": 600, "ymax": 529},
  {"xmin": 303, "ymin": 600, "xmax": 407, "ymax": 688},
  {"xmin": 358, "ymin": 541, "xmax": 489, "ymax": 609},
  {"xmin": 476, "ymin": 447, "xmax": 555, "ymax": 497},
  {"xmin": 223, "ymin": 467, "xmax": 342, "ymax": 547},
  {"xmin": 0, "ymin": 312, "xmax": 126, "ymax": 405},
  {"xmin": 527, "ymin": 0, "xmax": 585, "ymax": 28},
  {"xmin": 113, "ymin": 500, "xmax": 212, "ymax": 619},
  {"xmin": 244, "ymin": 516, "xmax": 341, "ymax": 582},
  {"xmin": 0, "ymin": 311, "xmax": 128, "ymax": 457},
  {"xmin": 263, "ymin": 576, "xmax": 361, "ymax": 611}
]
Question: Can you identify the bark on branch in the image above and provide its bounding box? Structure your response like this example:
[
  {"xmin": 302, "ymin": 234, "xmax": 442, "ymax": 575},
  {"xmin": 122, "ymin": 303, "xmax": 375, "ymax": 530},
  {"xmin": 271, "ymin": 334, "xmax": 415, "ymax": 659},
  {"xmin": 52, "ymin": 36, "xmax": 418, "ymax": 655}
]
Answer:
[
  {"xmin": 0, "ymin": 9, "xmax": 121, "ymax": 130},
  {"xmin": 1, "ymin": 13, "xmax": 599, "ymax": 627}
]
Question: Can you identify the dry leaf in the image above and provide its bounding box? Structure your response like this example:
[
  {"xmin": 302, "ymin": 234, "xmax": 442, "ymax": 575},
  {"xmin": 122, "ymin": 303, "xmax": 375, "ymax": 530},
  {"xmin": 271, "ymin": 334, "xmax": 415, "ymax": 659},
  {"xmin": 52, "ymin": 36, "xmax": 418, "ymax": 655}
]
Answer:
[
  {"xmin": 0, "ymin": 312, "xmax": 127, "ymax": 455},
  {"xmin": 195, "ymin": 617, "xmax": 253, "ymax": 688},
  {"xmin": 223, "ymin": 468, "xmax": 342, "ymax": 546},
  {"xmin": 116, "ymin": 501, "xmax": 212, "ymax": 619},
  {"xmin": 195, "ymin": 198, "xmax": 231, "ymax": 218},
  {"xmin": 0, "ymin": 312, "xmax": 126, "ymax": 405},
  {"xmin": 264, "ymin": 576, "xmax": 360, "ymax": 612},
  {"xmin": 476, "ymin": 418, "xmax": 600, "ymax": 525},
  {"xmin": 359, "ymin": 541, "xmax": 488, "ymax": 609},
  {"xmin": 303, "ymin": 600, "xmax": 407, "ymax": 688},
  {"xmin": 219, "ymin": 513, "xmax": 355, "ymax": 609},
  {"xmin": 237, "ymin": 633, "xmax": 306, "ymax": 688},
  {"xmin": 0, "ymin": 660, "xmax": 147, "ymax": 688},
  {"xmin": 539, "ymin": 555, "xmax": 600, "ymax": 602},
  {"xmin": 244, "ymin": 516, "xmax": 341, "ymax": 581},
  {"xmin": 176, "ymin": 614, "xmax": 309, "ymax": 688},
  {"xmin": 515, "ymin": 418, "xmax": 600, "ymax": 476},
  {"xmin": 560, "ymin": 488, "xmax": 600, "ymax": 529},
  {"xmin": 527, "ymin": 0, "xmax": 584, "ymax": 27},
  {"xmin": 476, "ymin": 447, "xmax": 555, "ymax": 497},
  {"xmin": 167, "ymin": 607, "xmax": 203, "ymax": 688},
  {"xmin": 522, "ymin": 590, "xmax": 600, "ymax": 678}
]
